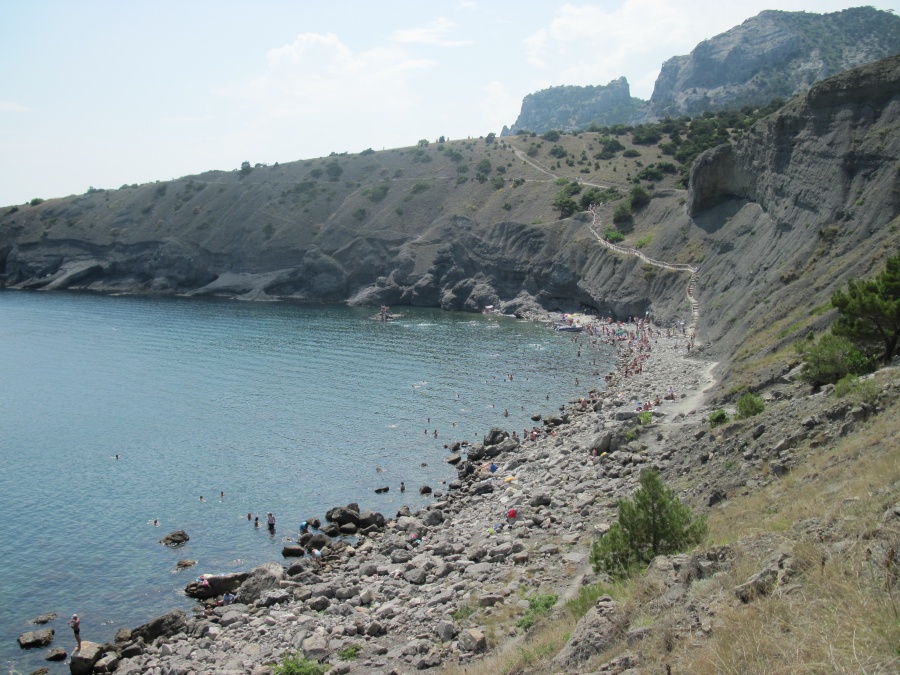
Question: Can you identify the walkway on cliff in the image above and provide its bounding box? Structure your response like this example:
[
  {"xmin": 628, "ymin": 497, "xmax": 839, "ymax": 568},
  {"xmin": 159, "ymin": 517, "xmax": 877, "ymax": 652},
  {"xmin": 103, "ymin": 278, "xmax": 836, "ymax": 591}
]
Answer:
[
  {"xmin": 507, "ymin": 140, "xmax": 700, "ymax": 332},
  {"xmin": 587, "ymin": 206, "xmax": 701, "ymax": 333}
]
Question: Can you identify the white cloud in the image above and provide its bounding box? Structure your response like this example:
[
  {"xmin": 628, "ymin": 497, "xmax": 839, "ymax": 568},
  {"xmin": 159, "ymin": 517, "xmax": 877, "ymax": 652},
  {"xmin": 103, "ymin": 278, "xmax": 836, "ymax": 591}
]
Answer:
[
  {"xmin": 393, "ymin": 17, "xmax": 472, "ymax": 46},
  {"xmin": 0, "ymin": 100, "xmax": 30, "ymax": 113},
  {"xmin": 479, "ymin": 80, "xmax": 522, "ymax": 132},
  {"xmin": 227, "ymin": 32, "xmax": 436, "ymax": 119}
]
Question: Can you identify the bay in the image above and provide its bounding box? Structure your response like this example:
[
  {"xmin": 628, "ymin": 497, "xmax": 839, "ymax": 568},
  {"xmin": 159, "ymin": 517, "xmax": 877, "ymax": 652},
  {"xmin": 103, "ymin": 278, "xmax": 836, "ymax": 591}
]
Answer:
[{"xmin": 0, "ymin": 291, "xmax": 612, "ymax": 672}]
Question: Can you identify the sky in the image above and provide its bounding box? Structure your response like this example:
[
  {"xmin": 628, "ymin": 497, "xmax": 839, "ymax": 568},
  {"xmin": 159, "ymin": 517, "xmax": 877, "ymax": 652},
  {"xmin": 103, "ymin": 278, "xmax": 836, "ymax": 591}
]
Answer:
[{"xmin": 1, "ymin": 0, "xmax": 897, "ymax": 206}]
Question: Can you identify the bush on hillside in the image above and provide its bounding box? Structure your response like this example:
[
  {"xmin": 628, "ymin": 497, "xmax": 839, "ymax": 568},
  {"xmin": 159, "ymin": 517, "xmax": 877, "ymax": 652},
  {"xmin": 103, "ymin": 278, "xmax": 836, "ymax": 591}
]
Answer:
[
  {"xmin": 797, "ymin": 333, "xmax": 872, "ymax": 386},
  {"xmin": 708, "ymin": 409, "xmax": 729, "ymax": 427},
  {"xmin": 612, "ymin": 201, "xmax": 633, "ymax": 223},
  {"xmin": 590, "ymin": 470, "xmax": 706, "ymax": 578},
  {"xmin": 629, "ymin": 186, "xmax": 651, "ymax": 209},
  {"xmin": 272, "ymin": 652, "xmax": 328, "ymax": 675},
  {"xmin": 736, "ymin": 392, "xmax": 765, "ymax": 418}
]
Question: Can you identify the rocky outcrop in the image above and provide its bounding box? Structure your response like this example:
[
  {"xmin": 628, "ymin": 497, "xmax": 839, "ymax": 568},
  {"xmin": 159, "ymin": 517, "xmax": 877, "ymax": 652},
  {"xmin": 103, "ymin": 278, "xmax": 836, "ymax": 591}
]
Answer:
[
  {"xmin": 689, "ymin": 53, "xmax": 900, "ymax": 221},
  {"xmin": 158, "ymin": 530, "xmax": 189, "ymax": 547},
  {"xmin": 131, "ymin": 609, "xmax": 189, "ymax": 644},
  {"xmin": 69, "ymin": 641, "xmax": 104, "ymax": 675},
  {"xmin": 649, "ymin": 7, "xmax": 900, "ymax": 118},
  {"xmin": 503, "ymin": 77, "xmax": 643, "ymax": 135},
  {"xmin": 17, "ymin": 628, "xmax": 54, "ymax": 649}
]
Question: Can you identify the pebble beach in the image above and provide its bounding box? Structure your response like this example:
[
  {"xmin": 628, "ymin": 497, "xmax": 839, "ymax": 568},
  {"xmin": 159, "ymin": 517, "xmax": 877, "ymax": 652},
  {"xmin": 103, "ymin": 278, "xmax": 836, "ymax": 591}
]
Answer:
[{"xmin": 71, "ymin": 313, "xmax": 717, "ymax": 675}]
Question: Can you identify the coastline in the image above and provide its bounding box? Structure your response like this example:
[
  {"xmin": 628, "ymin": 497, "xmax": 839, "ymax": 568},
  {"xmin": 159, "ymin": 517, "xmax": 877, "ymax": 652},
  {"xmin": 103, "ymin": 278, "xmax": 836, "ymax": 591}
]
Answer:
[{"xmin": 95, "ymin": 313, "xmax": 717, "ymax": 675}]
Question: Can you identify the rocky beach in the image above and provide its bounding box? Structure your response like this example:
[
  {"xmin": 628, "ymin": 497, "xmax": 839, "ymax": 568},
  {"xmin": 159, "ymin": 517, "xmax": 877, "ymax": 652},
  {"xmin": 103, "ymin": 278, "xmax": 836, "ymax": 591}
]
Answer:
[{"xmin": 39, "ymin": 309, "xmax": 727, "ymax": 674}]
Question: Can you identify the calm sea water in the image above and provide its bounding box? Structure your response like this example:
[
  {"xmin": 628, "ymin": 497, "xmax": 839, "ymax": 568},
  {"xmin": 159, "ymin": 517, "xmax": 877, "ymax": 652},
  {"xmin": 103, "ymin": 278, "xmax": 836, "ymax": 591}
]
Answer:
[{"xmin": 0, "ymin": 291, "xmax": 612, "ymax": 673}]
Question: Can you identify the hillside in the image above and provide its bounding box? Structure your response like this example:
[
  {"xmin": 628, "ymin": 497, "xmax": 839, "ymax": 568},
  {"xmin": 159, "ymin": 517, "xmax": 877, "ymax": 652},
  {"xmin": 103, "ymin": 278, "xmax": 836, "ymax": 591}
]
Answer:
[{"xmin": 501, "ymin": 6, "xmax": 900, "ymax": 134}]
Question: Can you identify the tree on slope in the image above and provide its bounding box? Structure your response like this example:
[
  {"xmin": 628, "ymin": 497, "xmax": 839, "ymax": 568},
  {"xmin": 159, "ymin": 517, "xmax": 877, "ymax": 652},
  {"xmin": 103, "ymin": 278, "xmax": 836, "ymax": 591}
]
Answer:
[
  {"xmin": 590, "ymin": 469, "xmax": 706, "ymax": 578},
  {"xmin": 831, "ymin": 251, "xmax": 900, "ymax": 364}
]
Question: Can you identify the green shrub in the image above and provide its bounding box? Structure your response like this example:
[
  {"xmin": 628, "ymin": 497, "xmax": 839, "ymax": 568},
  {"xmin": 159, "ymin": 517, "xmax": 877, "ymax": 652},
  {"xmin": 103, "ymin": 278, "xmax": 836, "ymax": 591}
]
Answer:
[
  {"xmin": 604, "ymin": 230, "xmax": 625, "ymax": 243},
  {"xmin": 736, "ymin": 392, "xmax": 765, "ymax": 418},
  {"xmin": 590, "ymin": 470, "xmax": 706, "ymax": 578},
  {"xmin": 410, "ymin": 181, "xmax": 431, "ymax": 195},
  {"xmin": 629, "ymin": 186, "xmax": 651, "ymax": 209},
  {"xmin": 635, "ymin": 235, "xmax": 652, "ymax": 249},
  {"xmin": 352, "ymin": 208, "xmax": 366, "ymax": 221},
  {"xmin": 797, "ymin": 333, "xmax": 872, "ymax": 386},
  {"xmin": 637, "ymin": 411, "xmax": 652, "ymax": 425},
  {"xmin": 623, "ymin": 148, "xmax": 641, "ymax": 158},
  {"xmin": 490, "ymin": 176, "xmax": 505, "ymax": 190},
  {"xmin": 541, "ymin": 130, "xmax": 561, "ymax": 142},
  {"xmin": 29, "ymin": 198, "xmax": 45, "ymax": 206},
  {"xmin": 515, "ymin": 593, "xmax": 558, "ymax": 630},
  {"xmin": 272, "ymin": 652, "xmax": 328, "ymax": 675},
  {"xmin": 833, "ymin": 375, "xmax": 880, "ymax": 405},
  {"xmin": 612, "ymin": 201, "xmax": 632, "ymax": 223},
  {"xmin": 365, "ymin": 183, "xmax": 389, "ymax": 202},
  {"xmin": 337, "ymin": 644, "xmax": 362, "ymax": 660},
  {"xmin": 623, "ymin": 428, "xmax": 637, "ymax": 442},
  {"xmin": 708, "ymin": 409, "xmax": 729, "ymax": 427}
]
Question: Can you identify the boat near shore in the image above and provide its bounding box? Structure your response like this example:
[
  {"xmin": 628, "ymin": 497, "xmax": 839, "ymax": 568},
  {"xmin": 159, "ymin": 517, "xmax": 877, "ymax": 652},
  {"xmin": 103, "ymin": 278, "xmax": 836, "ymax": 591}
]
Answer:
[{"xmin": 554, "ymin": 324, "xmax": 583, "ymax": 332}]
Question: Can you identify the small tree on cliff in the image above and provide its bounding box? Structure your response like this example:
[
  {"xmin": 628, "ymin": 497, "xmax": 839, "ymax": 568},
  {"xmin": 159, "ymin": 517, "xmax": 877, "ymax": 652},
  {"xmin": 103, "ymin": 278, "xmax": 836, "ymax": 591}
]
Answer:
[
  {"xmin": 831, "ymin": 251, "xmax": 900, "ymax": 364},
  {"xmin": 590, "ymin": 469, "xmax": 706, "ymax": 578}
]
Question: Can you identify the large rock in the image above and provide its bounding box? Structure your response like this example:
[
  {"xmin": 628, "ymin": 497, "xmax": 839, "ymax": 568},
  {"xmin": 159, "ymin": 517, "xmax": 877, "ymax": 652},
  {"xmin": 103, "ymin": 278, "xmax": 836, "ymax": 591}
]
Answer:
[
  {"xmin": 483, "ymin": 428, "xmax": 508, "ymax": 446},
  {"xmin": 235, "ymin": 562, "xmax": 285, "ymax": 605},
  {"xmin": 302, "ymin": 632, "xmax": 329, "ymax": 661},
  {"xmin": 131, "ymin": 609, "xmax": 188, "ymax": 644},
  {"xmin": 459, "ymin": 628, "xmax": 486, "ymax": 653},
  {"xmin": 69, "ymin": 641, "xmax": 104, "ymax": 675},
  {"xmin": 358, "ymin": 510, "xmax": 386, "ymax": 530},
  {"xmin": 184, "ymin": 571, "xmax": 249, "ymax": 599},
  {"xmin": 46, "ymin": 646, "xmax": 67, "ymax": 661},
  {"xmin": 17, "ymin": 628, "xmax": 54, "ymax": 649},
  {"xmin": 159, "ymin": 530, "xmax": 189, "ymax": 547},
  {"xmin": 325, "ymin": 506, "xmax": 360, "ymax": 526},
  {"xmin": 552, "ymin": 597, "xmax": 625, "ymax": 668}
]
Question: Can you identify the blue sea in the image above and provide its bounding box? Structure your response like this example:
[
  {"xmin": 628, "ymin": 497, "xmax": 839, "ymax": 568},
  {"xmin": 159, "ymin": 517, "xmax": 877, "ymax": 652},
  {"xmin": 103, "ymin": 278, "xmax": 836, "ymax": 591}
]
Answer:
[{"xmin": 0, "ymin": 291, "xmax": 613, "ymax": 673}]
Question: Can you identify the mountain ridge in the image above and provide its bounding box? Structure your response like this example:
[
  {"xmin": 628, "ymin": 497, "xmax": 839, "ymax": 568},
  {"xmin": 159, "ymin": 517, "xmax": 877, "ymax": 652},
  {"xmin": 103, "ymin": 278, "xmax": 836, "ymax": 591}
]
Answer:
[{"xmin": 502, "ymin": 6, "xmax": 900, "ymax": 135}]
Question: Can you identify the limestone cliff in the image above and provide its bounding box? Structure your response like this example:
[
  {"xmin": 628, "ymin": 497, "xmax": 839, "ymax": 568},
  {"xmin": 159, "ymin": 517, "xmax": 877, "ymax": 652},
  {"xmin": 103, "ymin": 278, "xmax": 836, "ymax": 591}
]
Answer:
[
  {"xmin": 649, "ymin": 6, "xmax": 900, "ymax": 118},
  {"xmin": 501, "ymin": 7, "xmax": 900, "ymax": 134},
  {"xmin": 502, "ymin": 77, "xmax": 643, "ymax": 135}
]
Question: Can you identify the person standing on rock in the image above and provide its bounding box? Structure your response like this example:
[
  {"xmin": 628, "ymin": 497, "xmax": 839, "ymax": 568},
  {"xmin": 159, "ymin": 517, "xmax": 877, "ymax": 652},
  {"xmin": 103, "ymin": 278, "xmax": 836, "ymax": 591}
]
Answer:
[{"xmin": 68, "ymin": 614, "xmax": 81, "ymax": 651}]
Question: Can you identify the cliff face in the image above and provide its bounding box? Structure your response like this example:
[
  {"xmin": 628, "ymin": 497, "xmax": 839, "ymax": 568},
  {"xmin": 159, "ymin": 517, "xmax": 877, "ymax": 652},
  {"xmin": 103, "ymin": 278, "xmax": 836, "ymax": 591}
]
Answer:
[
  {"xmin": 648, "ymin": 6, "xmax": 900, "ymax": 118},
  {"xmin": 501, "ymin": 7, "xmax": 900, "ymax": 134},
  {"xmin": 502, "ymin": 77, "xmax": 643, "ymax": 135}
]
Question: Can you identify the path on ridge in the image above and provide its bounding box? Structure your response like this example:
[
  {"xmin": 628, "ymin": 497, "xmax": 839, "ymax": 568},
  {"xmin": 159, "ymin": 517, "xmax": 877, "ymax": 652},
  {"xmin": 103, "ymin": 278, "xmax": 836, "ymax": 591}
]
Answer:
[
  {"xmin": 507, "ymin": 140, "xmax": 701, "ymax": 332},
  {"xmin": 587, "ymin": 206, "xmax": 701, "ymax": 334}
]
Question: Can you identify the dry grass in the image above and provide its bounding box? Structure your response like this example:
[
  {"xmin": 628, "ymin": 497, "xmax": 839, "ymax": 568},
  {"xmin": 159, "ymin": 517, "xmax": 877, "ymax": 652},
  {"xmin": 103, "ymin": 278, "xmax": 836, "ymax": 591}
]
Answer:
[
  {"xmin": 669, "ymin": 390, "xmax": 900, "ymax": 674},
  {"xmin": 442, "ymin": 385, "xmax": 900, "ymax": 674}
]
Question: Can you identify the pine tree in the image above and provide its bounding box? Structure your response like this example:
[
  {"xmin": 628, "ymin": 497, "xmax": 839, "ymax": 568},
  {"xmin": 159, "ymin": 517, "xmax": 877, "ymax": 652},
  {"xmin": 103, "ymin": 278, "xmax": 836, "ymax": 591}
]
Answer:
[
  {"xmin": 831, "ymin": 251, "xmax": 900, "ymax": 363},
  {"xmin": 590, "ymin": 470, "xmax": 706, "ymax": 577}
]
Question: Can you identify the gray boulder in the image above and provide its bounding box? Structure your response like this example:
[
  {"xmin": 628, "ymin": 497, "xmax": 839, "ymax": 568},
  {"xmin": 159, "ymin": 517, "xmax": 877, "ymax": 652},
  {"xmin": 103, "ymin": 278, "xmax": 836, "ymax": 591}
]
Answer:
[
  {"xmin": 184, "ymin": 572, "xmax": 249, "ymax": 599},
  {"xmin": 552, "ymin": 597, "xmax": 625, "ymax": 668},
  {"xmin": 159, "ymin": 530, "xmax": 189, "ymax": 547},
  {"xmin": 483, "ymin": 428, "xmax": 508, "ymax": 446},
  {"xmin": 17, "ymin": 628, "xmax": 54, "ymax": 649},
  {"xmin": 235, "ymin": 562, "xmax": 285, "ymax": 605},
  {"xmin": 69, "ymin": 641, "xmax": 104, "ymax": 675},
  {"xmin": 132, "ymin": 609, "xmax": 189, "ymax": 643}
]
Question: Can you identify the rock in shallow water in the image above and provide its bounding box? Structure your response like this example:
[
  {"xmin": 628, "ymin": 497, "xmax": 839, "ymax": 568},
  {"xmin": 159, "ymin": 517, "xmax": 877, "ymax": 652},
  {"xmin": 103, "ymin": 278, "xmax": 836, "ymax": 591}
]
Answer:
[{"xmin": 17, "ymin": 628, "xmax": 54, "ymax": 649}]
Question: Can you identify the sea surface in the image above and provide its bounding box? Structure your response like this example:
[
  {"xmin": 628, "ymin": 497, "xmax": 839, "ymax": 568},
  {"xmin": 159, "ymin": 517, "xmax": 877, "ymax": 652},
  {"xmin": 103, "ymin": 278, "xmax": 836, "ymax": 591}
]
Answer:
[{"xmin": 0, "ymin": 291, "xmax": 612, "ymax": 673}]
